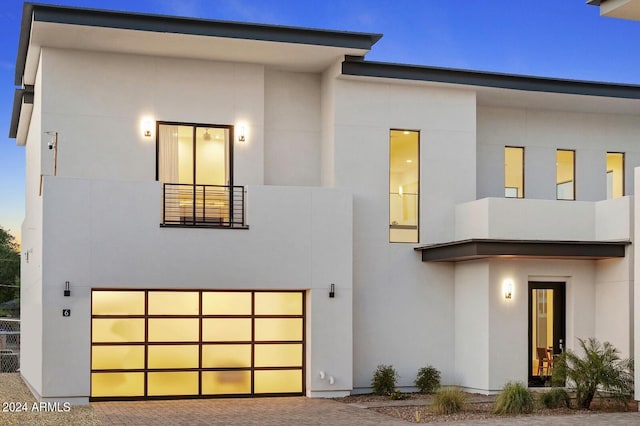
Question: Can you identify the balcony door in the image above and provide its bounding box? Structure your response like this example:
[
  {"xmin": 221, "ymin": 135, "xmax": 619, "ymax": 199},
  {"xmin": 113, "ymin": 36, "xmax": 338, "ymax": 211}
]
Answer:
[
  {"xmin": 157, "ymin": 122, "xmax": 234, "ymax": 225},
  {"xmin": 528, "ymin": 282, "xmax": 565, "ymax": 387}
]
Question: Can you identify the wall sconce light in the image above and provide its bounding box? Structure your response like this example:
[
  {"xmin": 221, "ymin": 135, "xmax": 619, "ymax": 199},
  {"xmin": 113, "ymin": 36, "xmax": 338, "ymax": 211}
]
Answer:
[
  {"xmin": 64, "ymin": 281, "xmax": 71, "ymax": 297},
  {"xmin": 319, "ymin": 371, "xmax": 326, "ymax": 380},
  {"xmin": 141, "ymin": 118, "xmax": 154, "ymax": 138},
  {"xmin": 503, "ymin": 279, "xmax": 513, "ymax": 300},
  {"xmin": 329, "ymin": 376, "xmax": 335, "ymax": 385},
  {"xmin": 329, "ymin": 283, "xmax": 335, "ymax": 298},
  {"xmin": 238, "ymin": 126, "xmax": 246, "ymax": 142}
]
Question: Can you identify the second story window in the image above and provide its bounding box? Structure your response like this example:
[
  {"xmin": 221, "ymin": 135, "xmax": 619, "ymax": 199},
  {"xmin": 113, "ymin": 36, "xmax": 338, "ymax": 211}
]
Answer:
[
  {"xmin": 606, "ymin": 152, "xmax": 624, "ymax": 199},
  {"xmin": 157, "ymin": 122, "xmax": 245, "ymax": 227},
  {"xmin": 504, "ymin": 146, "xmax": 524, "ymax": 198},
  {"xmin": 556, "ymin": 149, "xmax": 575, "ymax": 200},
  {"xmin": 389, "ymin": 129, "xmax": 419, "ymax": 243}
]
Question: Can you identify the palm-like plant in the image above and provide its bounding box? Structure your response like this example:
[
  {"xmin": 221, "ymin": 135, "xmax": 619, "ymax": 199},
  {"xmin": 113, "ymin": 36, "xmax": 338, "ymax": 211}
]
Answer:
[{"xmin": 552, "ymin": 337, "xmax": 633, "ymax": 409}]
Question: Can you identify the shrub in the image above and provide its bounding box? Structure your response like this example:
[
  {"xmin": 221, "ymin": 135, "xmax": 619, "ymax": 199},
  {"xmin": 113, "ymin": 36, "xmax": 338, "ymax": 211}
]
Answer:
[
  {"xmin": 493, "ymin": 381, "xmax": 534, "ymax": 415},
  {"xmin": 371, "ymin": 364, "xmax": 398, "ymax": 395},
  {"xmin": 553, "ymin": 337, "xmax": 633, "ymax": 410},
  {"xmin": 431, "ymin": 387, "xmax": 465, "ymax": 414},
  {"xmin": 539, "ymin": 388, "xmax": 571, "ymax": 409},
  {"xmin": 415, "ymin": 366, "xmax": 441, "ymax": 394}
]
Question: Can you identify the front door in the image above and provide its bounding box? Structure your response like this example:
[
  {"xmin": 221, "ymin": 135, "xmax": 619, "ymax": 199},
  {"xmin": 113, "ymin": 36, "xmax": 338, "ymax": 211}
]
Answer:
[{"xmin": 528, "ymin": 282, "xmax": 565, "ymax": 387}]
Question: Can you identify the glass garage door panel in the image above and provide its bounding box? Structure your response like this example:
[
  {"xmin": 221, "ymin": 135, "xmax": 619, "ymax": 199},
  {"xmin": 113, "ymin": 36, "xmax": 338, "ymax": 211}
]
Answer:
[
  {"xmin": 254, "ymin": 370, "xmax": 303, "ymax": 394},
  {"xmin": 91, "ymin": 290, "xmax": 304, "ymax": 399},
  {"xmin": 91, "ymin": 372, "xmax": 144, "ymax": 397}
]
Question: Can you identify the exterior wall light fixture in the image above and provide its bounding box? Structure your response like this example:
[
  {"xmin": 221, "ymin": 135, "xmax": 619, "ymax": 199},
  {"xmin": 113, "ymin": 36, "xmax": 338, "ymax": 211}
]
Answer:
[
  {"xmin": 64, "ymin": 281, "xmax": 71, "ymax": 297},
  {"xmin": 503, "ymin": 279, "xmax": 513, "ymax": 300},
  {"xmin": 238, "ymin": 126, "xmax": 246, "ymax": 142},
  {"xmin": 141, "ymin": 117, "xmax": 154, "ymax": 137},
  {"xmin": 329, "ymin": 283, "xmax": 335, "ymax": 298}
]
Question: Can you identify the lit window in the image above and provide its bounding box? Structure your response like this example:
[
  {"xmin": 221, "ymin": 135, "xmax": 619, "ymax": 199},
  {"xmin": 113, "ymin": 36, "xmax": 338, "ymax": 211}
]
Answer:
[
  {"xmin": 606, "ymin": 152, "xmax": 624, "ymax": 199},
  {"xmin": 504, "ymin": 147, "xmax": 524, "ymax": 198},
  {"xmin": 389, "ymin": 130, "xmax": 419, "ymax": 243},
  {"xmin": 556, "ymin": 150, "xmax": 575, "ymax": 200}
]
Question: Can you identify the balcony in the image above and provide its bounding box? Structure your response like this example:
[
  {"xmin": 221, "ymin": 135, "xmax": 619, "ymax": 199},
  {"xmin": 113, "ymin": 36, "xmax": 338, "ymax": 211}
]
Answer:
[{"xmin": 162, "ymin": 183, "xmax": 246, "ymax": 228}]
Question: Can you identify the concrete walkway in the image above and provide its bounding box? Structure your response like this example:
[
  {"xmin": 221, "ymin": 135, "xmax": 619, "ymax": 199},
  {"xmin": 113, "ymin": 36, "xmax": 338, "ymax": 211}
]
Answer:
[{"xmin": 92, "ymin": 397, "xmax": 640, "ymax": 425}]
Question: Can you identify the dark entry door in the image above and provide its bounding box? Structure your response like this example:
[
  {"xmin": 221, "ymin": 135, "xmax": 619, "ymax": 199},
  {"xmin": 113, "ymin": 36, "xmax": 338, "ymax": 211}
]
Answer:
[{"xmin": 528, "ymin": 282, "xmax": 565, "ymax": 387}]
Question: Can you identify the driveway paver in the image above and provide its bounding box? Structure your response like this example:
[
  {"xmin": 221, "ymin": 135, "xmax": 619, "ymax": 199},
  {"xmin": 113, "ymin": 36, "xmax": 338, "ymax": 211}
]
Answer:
[{"xmin": 92, "ymin": 397, "xmax": 640, "ymax": 426}]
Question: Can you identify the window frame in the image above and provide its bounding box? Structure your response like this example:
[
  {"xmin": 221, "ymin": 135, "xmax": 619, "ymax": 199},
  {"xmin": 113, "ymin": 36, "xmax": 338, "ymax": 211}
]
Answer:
[
  {"xmin": 556, "ymin": 149, "xmax": 576, "ymax": 201},
  {"xmin": 504, "ymin": 146, "xmax": 525, "ymax": 199},
  {"xmin": 606, "ymin": 152, "xmax": 625, "ymax": 199},
  {"xmin": 389, "ymin": 128, "xmax": 420, "ymax": 244}
]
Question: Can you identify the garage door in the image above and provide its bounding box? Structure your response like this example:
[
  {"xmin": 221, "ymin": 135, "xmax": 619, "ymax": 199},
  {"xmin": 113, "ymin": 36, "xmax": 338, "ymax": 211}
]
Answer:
[{"xmin": 90, "ymin": 290, "xmax": 304, "ymax": 399}]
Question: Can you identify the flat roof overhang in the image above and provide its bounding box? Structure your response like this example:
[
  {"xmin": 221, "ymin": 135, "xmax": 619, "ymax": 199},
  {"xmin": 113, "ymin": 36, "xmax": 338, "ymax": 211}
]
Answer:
[
  {"xmin": 16, "ymin": 3, "xmax": 382, "ymax": 85},
  {"xmin": 415, "ymin": 239, "xmax": 630, "ymax": 262},
  {"xmin": 341, "ymin": 57, "xmax": 640, "ymax": 115}
]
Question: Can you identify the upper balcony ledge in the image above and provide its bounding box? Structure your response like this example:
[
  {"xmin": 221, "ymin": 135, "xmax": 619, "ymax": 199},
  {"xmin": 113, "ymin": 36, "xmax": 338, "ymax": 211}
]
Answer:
[{"xmin": 454, "ymin": 196, "xmax": 632, "ymax": 243}]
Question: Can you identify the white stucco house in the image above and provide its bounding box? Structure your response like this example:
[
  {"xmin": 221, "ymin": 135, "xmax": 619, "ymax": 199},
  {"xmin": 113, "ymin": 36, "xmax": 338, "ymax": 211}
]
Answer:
[{"xmin": 9, "ymin": 2, "xmax": 640, "ymax": 404}]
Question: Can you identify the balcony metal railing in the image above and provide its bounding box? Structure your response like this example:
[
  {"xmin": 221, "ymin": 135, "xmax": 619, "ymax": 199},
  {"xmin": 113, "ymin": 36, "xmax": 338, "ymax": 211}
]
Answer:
[{"xmin": 163, "ymin": 183, "xmax": 246, "ymax": 228}]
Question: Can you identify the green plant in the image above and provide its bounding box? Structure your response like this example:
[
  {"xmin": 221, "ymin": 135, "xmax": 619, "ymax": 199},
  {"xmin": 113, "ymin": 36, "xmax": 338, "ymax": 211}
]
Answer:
[
  {"xmin": 539, "ymin": 388, "xmax": 571, "ymax": 409},
  {"xmin": 493, "ymin": 381, "xmax": 534, "ymax": 415},
  {"xmin": 371, "ymin": 364, "xmax": 398, "ymax": 395},
  {"xmin": 552, "ymin": 337, "xmax": 633, "ymax": 410},
  {"xmin": 431, "ymin": 387, "xmax": 465, "ymax": 414},
  {"xmin": 415, "ymin": 366, "xmax": 441, "ymax": 394},
  {"xmin": 388, "ymin": 390, "xmax": 410, "ymax": 400}
]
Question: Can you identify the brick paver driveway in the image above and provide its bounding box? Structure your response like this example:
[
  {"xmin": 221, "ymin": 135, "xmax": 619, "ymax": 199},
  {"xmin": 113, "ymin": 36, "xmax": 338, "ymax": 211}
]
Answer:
[{"xmin": 92, "ymin": 397, "xmax": 640, "ymax": 425}]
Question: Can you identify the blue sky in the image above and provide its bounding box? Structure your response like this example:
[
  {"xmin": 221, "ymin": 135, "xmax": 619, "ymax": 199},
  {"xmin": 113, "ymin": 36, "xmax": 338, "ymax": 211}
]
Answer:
[{"xmin": 1, "ymin": 0, "xmax": 640, "ymax": 243}]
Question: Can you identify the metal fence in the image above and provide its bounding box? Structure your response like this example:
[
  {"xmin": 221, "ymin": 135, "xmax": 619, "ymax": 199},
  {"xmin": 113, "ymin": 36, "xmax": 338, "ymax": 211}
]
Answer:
[
  {"xmin": 0, "ymin": 318, "xmax": 19, "ymax": 373},
  {"xmin": 163, "ymin": 183, "xmax": 246, "ymax": 227}
]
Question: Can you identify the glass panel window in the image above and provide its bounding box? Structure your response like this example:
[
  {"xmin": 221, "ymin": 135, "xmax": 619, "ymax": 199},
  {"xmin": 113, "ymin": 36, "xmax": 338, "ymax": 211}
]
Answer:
[
  {"xmin": 254, "ymin": 318, "xmax": 302, "ymax": 341},
  {"xmin": 158, "ymin": 123, "xmax": 233, "ymax": 226},
  {"xmin": 91, "ymin": 373, "xmax": 144, "ymax": 397},
  {"xmin": 504, "ymin": 147, "xmax": 524, "ymax": 198},
  {"xmin": 202, "ymin": 371, "xmax": 251, "ymax": 395},
  {"xmin": 389, "ymin": 130, "xmax": 419, "ymax": 243},
  {"xmin": 606, "ymin": 152, "xmax": 624, "ymax": 199},
  {"xmin": 147, "ymin": 372, "xmax": 199, "ymax": 396},
  {"xmin": 255, "ymin": 292, "xmax": 302, "ymax": 315},
  {"xmin": 147, "ymin": 345, "xmax": 199, "ymax": 369},
  {"xmin": 202, "ymin": 319, "xmax": 252, "ymax": 342},
  {"xmin": 556, "ymin": 150, "xmax": 575, "ymax": 200},
  {"xmin": 254, "ymin": 344, "xmax": 302, "ymax": 367},
  {"xmin": 92, "ymin": 291, "xmax": 144, "ymax": 315},
  {"xmin": 202, "ymin": 292, "xmax": 251, "ymax": 315},
  {"xmin": 148, "ymin": 318, "xmax": 199, "ymax": 342},
  {"xmin": 254, "ymin": 370, "xmax": 302, "ymax": 393},
  {"xmin": 202, "ymin": 344, "xmax": 252, "ymax": 368},
  {"xmin": 92, "ymin": 319, "xmax": 145, "ymax": 343},
  {"xmin": 92, "ymin": 346, "xmax": 145, "ymax": 370},
  {"xmin": 148, "ymin": 291, "xmax": 198, "ymax": 315}
]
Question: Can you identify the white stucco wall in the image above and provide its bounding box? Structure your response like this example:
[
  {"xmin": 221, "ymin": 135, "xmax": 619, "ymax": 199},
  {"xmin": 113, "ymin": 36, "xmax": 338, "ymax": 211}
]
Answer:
[
  {"xmin": 38, "ymin": 178, "xmax": 352, "ymax": 400},
  {"xmin": 453, "ymin": 258, "xmax": 596, "ymax": 393},
  {"xmin": 20, "ymin": 55, "xmax": 44, "ymax": 397},
  {"xmin": 264, "ymin": 69, "xmax": 321, "ymax": 186},
  {"xmin": 40, "ymin": 48, "xmax": 265, "ymax": 186},
  {"xmin": 332, "ymin": 78, "xmax": 476, "ymax": 391},
  {"xmin": 477, "ymin": 106, "xmax": 640, "ymax": 201}
]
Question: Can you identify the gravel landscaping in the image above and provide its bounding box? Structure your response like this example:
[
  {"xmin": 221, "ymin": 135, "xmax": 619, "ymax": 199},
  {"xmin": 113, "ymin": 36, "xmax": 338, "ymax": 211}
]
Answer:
[
  {"xmin": 0, "ymin": 373, "xmax": 101, "ymax": 426},
  {"xmin": 335, "ymin": 392, "xmax": 638, "ymax": 423}
]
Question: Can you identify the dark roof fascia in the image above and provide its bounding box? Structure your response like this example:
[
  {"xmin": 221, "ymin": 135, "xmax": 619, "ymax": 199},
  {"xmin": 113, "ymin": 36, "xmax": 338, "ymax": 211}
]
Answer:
[
  {"xmin": 15, "ymin": 3, "xmax": 382, "ymax": 85},
  {"xmin": 586, "ymin": 0, "xmax": 603, "ymax": 6},
  {"xmin": 9, "ymin": 86, "xmax": 34, "ymax": 139},
  {"xmin": 342, "ymin": 58, "xmax": 640, "ymax": 100},
  {"xmin": 414, "ymin": 239, "xmax": 629, "ymax": 262}
]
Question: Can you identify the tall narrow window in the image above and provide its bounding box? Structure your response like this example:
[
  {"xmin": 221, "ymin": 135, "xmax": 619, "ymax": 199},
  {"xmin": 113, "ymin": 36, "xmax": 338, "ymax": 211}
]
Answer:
[
  {"xmin": 504, "ymin": 146, "xmax": 524, "ymax": 198},
  {"xmin": 556, "ymin": 150, "xmax": 575, "ymax": 200},
  {"xmin": 606, "ymin": 152, "xmax": 624, "ymax": 199},
  {"xmin": 389, "ymin": 130, "xmax": 419, "ymax": 243}
]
